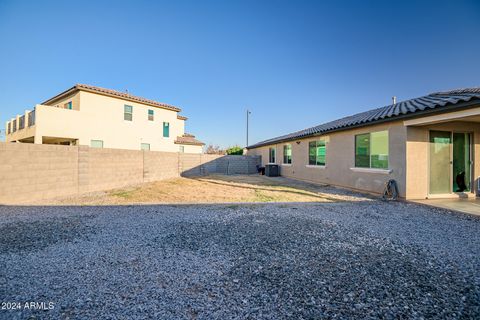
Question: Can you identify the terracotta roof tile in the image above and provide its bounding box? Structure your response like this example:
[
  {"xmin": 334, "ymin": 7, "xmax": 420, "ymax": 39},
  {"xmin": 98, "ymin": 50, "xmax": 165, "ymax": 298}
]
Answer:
[
  {"xmin": 174, "ymin": 134, "xmax": 205, "ymax": 146},
  {"xmin": 43, "ymin": 84, "xmax": 181, "ymax": 112}
]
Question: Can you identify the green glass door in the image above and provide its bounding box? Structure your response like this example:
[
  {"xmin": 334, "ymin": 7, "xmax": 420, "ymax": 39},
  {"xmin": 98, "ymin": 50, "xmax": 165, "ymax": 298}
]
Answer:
[
  {"xmin": 429, "ymin": 131, "xmax": 452, "ymax": 194},
  {"xmin": 452, "ymin": 133, "xmax": 472, "ymax": 192}
]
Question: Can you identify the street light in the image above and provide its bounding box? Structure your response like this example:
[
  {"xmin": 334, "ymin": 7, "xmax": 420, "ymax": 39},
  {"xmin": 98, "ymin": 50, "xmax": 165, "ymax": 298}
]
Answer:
[{"xmin": 246, "ymin": 109, "xmax": 251, "ymax": 147}]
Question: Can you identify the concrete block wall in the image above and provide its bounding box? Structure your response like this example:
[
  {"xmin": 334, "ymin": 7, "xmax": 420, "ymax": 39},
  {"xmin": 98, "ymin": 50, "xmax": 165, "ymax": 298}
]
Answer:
[
  {"xmin": 180, "ymin": 154, "xmax": 261, "ymax": 176},
  {"xmin": 144, "ymin": 151, "xmax": 180, "ymax": 182},
  {"xmin": 0, "ymin": 143, "xmax": 79, "ymax": 202},
  {"xmin": 84, "ymin": 148, "xmax": 144, "ymax": 193},
  {"xmin": 0, "ymin": 143, "xmax": 261, "ymax": 203}
]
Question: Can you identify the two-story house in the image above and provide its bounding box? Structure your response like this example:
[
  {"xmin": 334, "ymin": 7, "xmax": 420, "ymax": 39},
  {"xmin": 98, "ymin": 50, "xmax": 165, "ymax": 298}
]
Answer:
[{"xmin": 5, "ymin": 84, "xmax": 204, "ymax": 153}]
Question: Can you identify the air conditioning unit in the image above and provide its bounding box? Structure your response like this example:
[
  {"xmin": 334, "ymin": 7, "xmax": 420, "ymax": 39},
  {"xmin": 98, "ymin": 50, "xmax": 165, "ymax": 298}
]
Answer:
[
  {"xmin": 265, "ymin": 164, "xmax": 279, "ymax": 177},
  {"xmin": 477, "ymin": 177, "xmax": 480, "ymax": 196}
]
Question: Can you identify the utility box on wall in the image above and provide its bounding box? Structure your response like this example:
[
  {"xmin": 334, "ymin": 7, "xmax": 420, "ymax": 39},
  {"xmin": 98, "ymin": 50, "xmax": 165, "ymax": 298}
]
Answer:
[{"xmin": 265, "ymin": 164, "xmax": 279, "ymax": 177}]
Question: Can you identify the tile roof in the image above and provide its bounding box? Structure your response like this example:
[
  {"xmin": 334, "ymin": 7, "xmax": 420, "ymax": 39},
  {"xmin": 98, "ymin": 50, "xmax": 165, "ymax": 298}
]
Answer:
[
  {"xmin": 247, "ymin": 87, "xmax": 480, "ymax": 149},
  {"xmin": 42, "ymin": 84, "xmax": 181, "ymax": 112},
  {"xmin": 174, "ymin": 133, "xmax": 205, "ymax": 146}
]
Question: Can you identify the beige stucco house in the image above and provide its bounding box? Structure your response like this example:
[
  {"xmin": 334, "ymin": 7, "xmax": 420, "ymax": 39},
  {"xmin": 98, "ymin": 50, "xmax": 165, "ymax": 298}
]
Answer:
[
  {"xmin": 5, "ymin": 84, "xmax": 204, "ymax": 153},
  {"xmin": 247, "ymin": 88, "xmax": 480, "ymax": 200}
]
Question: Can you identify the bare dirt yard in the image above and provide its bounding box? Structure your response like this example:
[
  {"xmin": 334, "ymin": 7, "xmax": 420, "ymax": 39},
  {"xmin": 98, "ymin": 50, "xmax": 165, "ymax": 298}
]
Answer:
[{"xmin": 34, "ymin": 174, "xmax": 371, "ymax": 205}]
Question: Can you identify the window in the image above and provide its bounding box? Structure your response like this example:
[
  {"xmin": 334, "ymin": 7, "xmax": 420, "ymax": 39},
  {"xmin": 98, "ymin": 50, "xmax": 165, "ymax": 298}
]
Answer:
[
  {"xmin": 148, "ymin": 109, "xmax": 154, "ymax": 121},
  {"xmin": 163, "ymin": 122, "xmax": 170, "ymax": 137},
  {"xmin": 283, "ymin": 144, "xmax": 292, "ymax": 164},
  {"xmin": 269, "ymin": 147, "xmax": 276, "ymax": 163},
  {"xmin": 7, "ymin": 122, "xmax": 10, "ymax": 134},
  {"xmin": 64, "ymin": 101, "xmax": 72, "ymax": 110},
  {"xmin": 90, "ymin": 140, "xmax": 104, "ymax": 148},
  {"xmin": 141, "ymin": 143, "xmax": 150, "ymax": 151},
  {"xmin": 355, "ymin": 130, "xmax": 388, "ymax": 169},
  {"xmin": 12, "ymin": 119, "xmax": 17, "ymax": 132},
  {"xmin": 124, "ymin": 105, "xmax": 133, "ymax": 121},
  {"xmin": 309, "ymin": 140, "xmax": 326, "ymax": 165},
  {"xmin": 179, "ymin": 146, "xmax": 185, "ymax": 153}
]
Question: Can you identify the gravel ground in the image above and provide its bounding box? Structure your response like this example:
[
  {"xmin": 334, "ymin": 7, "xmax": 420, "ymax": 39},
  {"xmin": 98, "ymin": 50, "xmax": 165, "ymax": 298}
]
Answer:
[{"xmin": 0, "ymin": 201, "xmax": 479, "ymax": 319}]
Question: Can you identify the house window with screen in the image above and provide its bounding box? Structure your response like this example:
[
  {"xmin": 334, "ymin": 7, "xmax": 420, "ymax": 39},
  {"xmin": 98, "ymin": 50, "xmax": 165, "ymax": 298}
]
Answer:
[
  {"xmin": 141, "ymin": 143, "xmax": 150, "ymax": 151},
  {"xmin": 163, "ymin": 122, "xmax": 170, "ymax": 137},
  {"xmin": 355, "ymin": 130, "xmax": 388, "ymax": 169},
  {"xmin": 269, "ymin": 147, "xmax": 276, "ymax": 163},
  {"xmin": 91, "ymin": 140, "xmax": 104, "ymax": 148},
  {"xmin": 64, "ymin": 101, "xmax": 72, "ymax": 110},
  {"xmin": 179, "ymin": 146, "xmax": 185, "ymax": 153},
  {"xmin": 148, "ymin": 109, "xmax": 154, "ymax": 121},
  {"xmin": 283, "ymin": 144, "xmax": 292, "ymax": 164},
  {"xmin": 124, "ymin": 105, "xmax": 133, "ymax": 121},
  {"xmin": 309, "ymin": 140, "xmax": 326, "ymax": 165}
]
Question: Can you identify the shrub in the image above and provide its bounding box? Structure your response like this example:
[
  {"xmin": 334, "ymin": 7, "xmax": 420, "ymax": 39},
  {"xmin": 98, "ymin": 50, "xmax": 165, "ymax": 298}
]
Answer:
[{"xmin": 226, "ymin": 146, "xmax": 244, "ymax": 155}]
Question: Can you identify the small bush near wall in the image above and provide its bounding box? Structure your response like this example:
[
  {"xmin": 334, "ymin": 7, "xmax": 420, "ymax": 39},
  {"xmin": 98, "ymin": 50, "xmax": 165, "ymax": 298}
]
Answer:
[{"xmin": 226, "ymin": 146, "xmax": 244, "ymax": 155}]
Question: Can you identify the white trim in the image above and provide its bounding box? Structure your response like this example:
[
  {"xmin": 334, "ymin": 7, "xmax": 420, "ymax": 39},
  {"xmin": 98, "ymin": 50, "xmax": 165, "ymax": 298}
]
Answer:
[
  {"xmin": 306, "ymin": 164, "xmax": 326, "ymax": 169},
  {"xmin": 350, "ymin": 167, "xmax": 392, "ymax": 174},
  {"xmin": 281, "ymin": 163, "xmax": 292, "ymax": 166},
  {"xmin": 267, "ymin": 163, "xmax": 277, "ymax": 165}
]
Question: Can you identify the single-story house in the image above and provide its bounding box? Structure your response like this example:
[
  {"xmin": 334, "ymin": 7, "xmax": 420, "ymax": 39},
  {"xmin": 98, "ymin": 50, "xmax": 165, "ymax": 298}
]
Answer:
[{"xmin": 247, "ymin": 88, "xmax": 480, "ymax": 199}]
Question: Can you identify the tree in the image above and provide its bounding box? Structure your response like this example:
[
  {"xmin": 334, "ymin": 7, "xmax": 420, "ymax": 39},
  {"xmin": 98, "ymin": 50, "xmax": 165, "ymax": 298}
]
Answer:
[
  {"xmin": 205, "ymin": 144, "xmax": 225, "ymax": 155},
  {"xmin": 226, "ymin": 146, "xmax": 244, "ymax": 155}
]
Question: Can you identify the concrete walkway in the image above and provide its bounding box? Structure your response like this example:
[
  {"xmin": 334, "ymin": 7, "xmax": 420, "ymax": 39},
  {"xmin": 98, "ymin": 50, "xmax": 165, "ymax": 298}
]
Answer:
[{"xmin": 412, "ymin": 198, "xmax": 480, "ymax": 216}]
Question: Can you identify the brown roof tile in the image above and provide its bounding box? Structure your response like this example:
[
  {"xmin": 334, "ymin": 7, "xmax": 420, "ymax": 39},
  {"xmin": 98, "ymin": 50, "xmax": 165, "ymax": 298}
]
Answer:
[
  {"xmin": 174, "ymin": 133, "xmax": 205, "ymax": 146},
  {"xmin": 42, "ymin": 84, "xmax": 181, "ymax": 112}
]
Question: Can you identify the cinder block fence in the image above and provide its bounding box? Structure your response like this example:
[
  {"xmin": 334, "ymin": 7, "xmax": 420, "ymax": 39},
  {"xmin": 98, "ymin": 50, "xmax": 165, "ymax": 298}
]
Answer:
[{"xmin": 0, "ymin": 143, "xmax": 260, "ymax": 203}]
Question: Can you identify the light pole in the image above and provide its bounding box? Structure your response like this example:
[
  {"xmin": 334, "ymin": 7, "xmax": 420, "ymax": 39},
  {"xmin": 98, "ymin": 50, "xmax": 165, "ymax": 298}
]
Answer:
[{"xmin": 246, "ymin": 109, "xmax": 251, "ymax": 147}]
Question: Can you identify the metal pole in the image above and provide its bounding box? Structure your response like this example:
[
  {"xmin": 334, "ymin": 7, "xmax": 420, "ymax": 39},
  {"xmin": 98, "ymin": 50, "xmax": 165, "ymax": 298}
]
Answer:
[{"xmin": 246, "ymin": 109, "xmax": 251, "ymax": 147}]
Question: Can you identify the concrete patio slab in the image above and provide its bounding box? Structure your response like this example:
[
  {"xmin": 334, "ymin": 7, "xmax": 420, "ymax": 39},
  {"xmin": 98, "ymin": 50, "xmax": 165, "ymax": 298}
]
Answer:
[{"xmin": 412, "ymin": 198, "xmax": 480, "ymax": 216}]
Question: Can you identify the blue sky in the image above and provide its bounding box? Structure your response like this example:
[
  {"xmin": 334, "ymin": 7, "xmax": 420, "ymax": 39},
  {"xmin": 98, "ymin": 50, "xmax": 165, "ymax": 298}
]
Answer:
[{"xmin": 0, "ymin": 0, "xmax": 479, "ymax": 146}]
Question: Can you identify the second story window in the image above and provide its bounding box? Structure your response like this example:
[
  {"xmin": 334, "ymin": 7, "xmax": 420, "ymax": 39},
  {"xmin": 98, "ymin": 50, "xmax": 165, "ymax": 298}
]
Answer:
[
  {"xmin": 163, "ymin": 122, "xmax": 169, "ymax": 137},
  {"xmin": 7, "ymin": 122, "xmax": 10, "ymax": 134},
  {"xmin": 90, "ymin": 140, "xmax": 104, "ymax": 148},
  {"xmin": 12, "ymin": 119, "xmax": 17, "ymax": 132},
  {"xmin": 64, "ymin": 101, "xmax": 72, "ymax": 110},
  {"xmin": 148, "ymin": 110, "xmax": 154, "ymax": 121},
  {"xmin": 124, "ymin": 105, "xmax": 133, "ymax": 121}
]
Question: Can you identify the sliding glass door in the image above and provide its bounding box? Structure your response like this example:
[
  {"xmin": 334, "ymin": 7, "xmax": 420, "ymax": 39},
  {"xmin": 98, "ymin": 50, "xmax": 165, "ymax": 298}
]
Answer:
[
  {"xmin": 429, "ymin": 131, "xmax": 452, "ymax": 194},
  {"xmin": 429, "ymin": 131, "xmax": 472, "ymax": 195},
  {"xmin": 452, "ymin": 133, "xmax": 471, "ymax": 192}
]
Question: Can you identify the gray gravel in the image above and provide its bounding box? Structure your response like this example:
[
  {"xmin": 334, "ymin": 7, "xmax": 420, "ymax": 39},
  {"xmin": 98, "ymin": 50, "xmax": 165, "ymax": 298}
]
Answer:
[{"xmin": 0, "ymin": 201, "xmax": 479, "ymax": 319}]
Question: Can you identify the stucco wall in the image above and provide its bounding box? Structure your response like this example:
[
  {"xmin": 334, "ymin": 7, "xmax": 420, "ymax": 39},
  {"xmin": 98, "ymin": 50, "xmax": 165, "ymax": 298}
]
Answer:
[
  {"xmin": 406, "ymin": 121, "xmax": 480, "ymax": 199},
  {"xmin": 248, "ymin": 121, "xmax": 407, "ymax": 197},
  {"xmin": 6, "ymin": 90, "xmax": 198, "ymax": 152},
  {"xmin": 0, "ymin": 143, "xmax": 260, "ymax": 204}
]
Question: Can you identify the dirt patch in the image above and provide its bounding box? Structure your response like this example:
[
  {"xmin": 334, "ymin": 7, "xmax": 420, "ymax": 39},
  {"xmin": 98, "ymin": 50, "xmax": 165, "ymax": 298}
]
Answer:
[{"xmin": 31, "ymin": 174, "xmax": 370, "ymax": 205}]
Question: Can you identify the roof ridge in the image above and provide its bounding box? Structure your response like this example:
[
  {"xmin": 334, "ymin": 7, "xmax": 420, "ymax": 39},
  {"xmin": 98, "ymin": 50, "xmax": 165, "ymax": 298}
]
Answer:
[
  {"xmin": 247, "ymin": 88, "xmax": 480, "ymax": 149},
  {"xmin": 73, "ymin": 84, "xmax": 181, "ymax": 111},
  {"xmin": 430, "ymin": 87, "xmax": 480, "ymax": 95}
]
